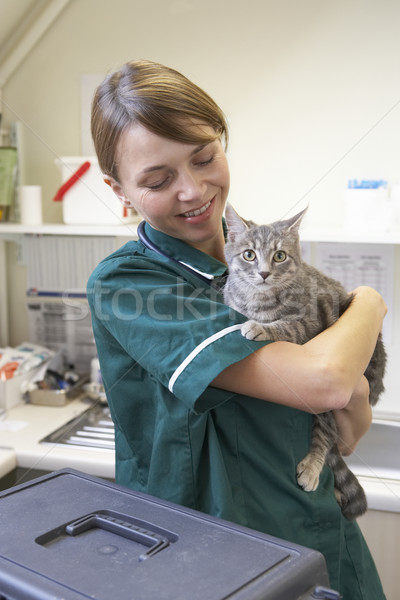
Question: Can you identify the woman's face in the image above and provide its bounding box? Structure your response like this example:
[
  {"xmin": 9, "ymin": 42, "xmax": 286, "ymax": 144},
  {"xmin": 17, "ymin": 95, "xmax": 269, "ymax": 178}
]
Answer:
[{"xmin": 109, "ymin": 122, "xmax": 230, "ymax": 258}]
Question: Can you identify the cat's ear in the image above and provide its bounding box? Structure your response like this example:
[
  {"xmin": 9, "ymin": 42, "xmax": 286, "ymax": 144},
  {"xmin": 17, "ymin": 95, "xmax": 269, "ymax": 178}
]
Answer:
[
  {"xmin": 224, "ymin": 203, "xmax": 249, "ymax": 239},
  {"xmin": 284, "ymin": 206, "xmax": 308, "ymax": 233}
]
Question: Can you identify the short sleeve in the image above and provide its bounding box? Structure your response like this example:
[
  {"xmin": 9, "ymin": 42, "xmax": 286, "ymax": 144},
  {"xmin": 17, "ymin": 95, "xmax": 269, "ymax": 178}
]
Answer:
[{"xmin": 87, "ymin": 251, "xmax": 271, "ymax": 410}]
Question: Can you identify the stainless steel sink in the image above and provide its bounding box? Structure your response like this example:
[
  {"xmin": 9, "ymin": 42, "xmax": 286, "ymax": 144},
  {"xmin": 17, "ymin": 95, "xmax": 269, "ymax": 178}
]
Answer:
[
  {"xmin": 344, "ymin": 418, "xmax": 400, "ymax": 480},
  {"xmin": 40, "ymin": 404, "xmax": 115, "ymax": 451}
]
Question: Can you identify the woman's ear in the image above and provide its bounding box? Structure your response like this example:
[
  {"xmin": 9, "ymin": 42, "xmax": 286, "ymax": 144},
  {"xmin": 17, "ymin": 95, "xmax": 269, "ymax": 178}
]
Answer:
[{"xmin": 104, "ymin": 177, "xmax": 135, "ymax": 208}]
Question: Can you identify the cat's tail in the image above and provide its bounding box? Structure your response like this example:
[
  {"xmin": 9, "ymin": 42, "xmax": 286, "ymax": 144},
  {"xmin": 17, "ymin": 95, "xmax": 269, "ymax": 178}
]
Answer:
[{"xmin": 327, "ymin": 446, "xmax": 367, "ymax": 520}]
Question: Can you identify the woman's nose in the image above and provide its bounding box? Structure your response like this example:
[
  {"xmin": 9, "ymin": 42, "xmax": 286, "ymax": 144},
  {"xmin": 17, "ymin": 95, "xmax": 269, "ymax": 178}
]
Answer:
[{"xmin": 177, "ymin": 169, "xmax": 205, "ymax": 201}]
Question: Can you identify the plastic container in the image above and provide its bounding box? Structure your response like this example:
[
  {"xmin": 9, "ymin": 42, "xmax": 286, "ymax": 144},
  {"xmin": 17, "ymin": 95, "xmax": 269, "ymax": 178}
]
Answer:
[
  {"xmin": 343, "ymin": 179, "xmax": 391, "ymax": 232},
  {"xmin": 0, "ymin": 469, "xmax": 339, "ymax": 600},
  {"xmin": 90, "ymin": 357, "xmax": 102, "ymax": 385},
  {"xmin": 0, "ymin": 147, "xmax": 17, "ymax": 222},
  {"xmin": 55, "ymin": 156, "xmax": 137, "ymax": 225},
  {"xmin": 0, "ymin": 363, "xmax": 49, "ymax": 410},
  {"xmin": 390, "ymin": 183, "xmax": 400, "ymax": 229},
  {"xmin": 28, "ymin": 375, "xmax": 88, "ymax": 407}
]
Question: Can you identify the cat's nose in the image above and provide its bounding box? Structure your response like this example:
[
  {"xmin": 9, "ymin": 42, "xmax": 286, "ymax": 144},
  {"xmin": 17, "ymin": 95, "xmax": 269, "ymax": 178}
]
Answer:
[{"xmin": 259, "ymin": 271, "xmax": 270, "ymax": 280}]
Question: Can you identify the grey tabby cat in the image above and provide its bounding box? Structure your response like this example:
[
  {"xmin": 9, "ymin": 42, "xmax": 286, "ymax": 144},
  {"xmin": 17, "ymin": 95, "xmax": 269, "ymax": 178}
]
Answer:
[{"xmin": 223, "ymin": 203, "xmax": 387, "ymax": 520}]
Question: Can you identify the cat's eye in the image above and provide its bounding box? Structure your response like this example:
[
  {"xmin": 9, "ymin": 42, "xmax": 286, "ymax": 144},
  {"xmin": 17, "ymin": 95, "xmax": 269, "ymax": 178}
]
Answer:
[
  {"xmin": 242, "ymin": 249, "xmax": 256, "ymax": 261},
  {"xmin": 273, "ymin": 250, "xmax": 287, "ymax": 263}
]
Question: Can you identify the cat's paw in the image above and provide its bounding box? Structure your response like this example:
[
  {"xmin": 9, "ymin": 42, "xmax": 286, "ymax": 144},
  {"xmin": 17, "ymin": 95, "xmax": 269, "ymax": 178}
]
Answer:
[
  {"xmin": 296, "ymin": 456, "xmax": 321, "ymax": 492},
  {"xmin": 241, "ymin": 320, "xmax": 272, "ymax": 341},
  {"xmin": 334, "ymin": 487, "xmax": 345, "ymax": 506}
]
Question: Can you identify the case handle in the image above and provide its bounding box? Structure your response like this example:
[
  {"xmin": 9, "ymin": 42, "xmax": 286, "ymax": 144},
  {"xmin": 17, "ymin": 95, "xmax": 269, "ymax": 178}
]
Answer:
[{"xmin": 65, "ymin": 511, "xmax": 170, "ymax": 561}]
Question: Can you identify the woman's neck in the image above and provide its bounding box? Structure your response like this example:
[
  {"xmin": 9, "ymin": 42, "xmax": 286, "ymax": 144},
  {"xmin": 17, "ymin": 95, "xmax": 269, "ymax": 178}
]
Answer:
[{"xmin": 189, "ymin": 229, "xmax": 226, "ymax": 263}]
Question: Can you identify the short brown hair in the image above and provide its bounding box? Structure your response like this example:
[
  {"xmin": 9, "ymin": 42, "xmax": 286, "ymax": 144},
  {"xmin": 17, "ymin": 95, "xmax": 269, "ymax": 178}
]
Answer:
[{"xmin": 91, "ymin": 59, "xmax": 229, "ymax": 181}]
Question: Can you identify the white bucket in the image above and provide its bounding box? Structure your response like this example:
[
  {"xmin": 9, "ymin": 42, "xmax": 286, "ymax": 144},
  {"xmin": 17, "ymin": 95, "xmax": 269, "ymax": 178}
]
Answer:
[{"xmin": 55, "ymin": 156, "xmax": 137, "ymax": 225}]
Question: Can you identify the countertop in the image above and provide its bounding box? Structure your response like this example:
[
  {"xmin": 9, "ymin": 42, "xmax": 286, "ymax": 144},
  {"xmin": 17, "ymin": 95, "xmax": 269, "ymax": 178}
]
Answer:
[
  {"xmin": 357, "ymin": 476, "xmax": 400, "ymax": 513},
  {"xmin": 0, "ymin": 399, "xmax": 115, "ymax": 480},
  {"xmin": 1, "ymin": 401, "xmax": 399, "ymax": 513},
  {"xmin": 344, "ymin": 416, "xmax": 400, "ymax": 513}
]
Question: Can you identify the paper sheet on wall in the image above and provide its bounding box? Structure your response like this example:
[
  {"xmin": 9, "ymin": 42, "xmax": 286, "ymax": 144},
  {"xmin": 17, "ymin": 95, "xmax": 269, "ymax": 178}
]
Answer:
[
  {"xmin": 26, "ymin": 296, "xmax": 96, "ymax": 373},
  {"xmin": 300, "ymin": 241, "xmax": 312, "ymax": 263},
  {"xmin": 21, "ymin": 235, "xmax": 116, "ymax": 373},
  {"xmin": 315, "ymin": 243, "xmax": 394, "ymax": 344}
]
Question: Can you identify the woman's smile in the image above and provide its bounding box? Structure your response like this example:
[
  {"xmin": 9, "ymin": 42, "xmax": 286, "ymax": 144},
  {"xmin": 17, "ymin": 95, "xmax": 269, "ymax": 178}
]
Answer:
[{"xmin": 179, "ymin": 197, "xmax": 214, "ymax": 219}]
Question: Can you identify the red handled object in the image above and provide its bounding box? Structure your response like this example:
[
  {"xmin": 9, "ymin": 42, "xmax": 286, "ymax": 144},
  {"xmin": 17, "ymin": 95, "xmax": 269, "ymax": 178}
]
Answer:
[{"xmin": 53, "ymin": 160, "xmax": 91, "ymax": 201}]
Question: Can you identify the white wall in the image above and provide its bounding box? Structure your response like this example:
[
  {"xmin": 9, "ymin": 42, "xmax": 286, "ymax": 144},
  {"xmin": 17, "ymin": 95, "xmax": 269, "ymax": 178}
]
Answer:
[
  {"xmin": 2, "ymin": 0, "xmax": 400, "ymax": 413},
  {"xmin": 3, "ymin": 0, "xmax": 400, "ymax": 226}
]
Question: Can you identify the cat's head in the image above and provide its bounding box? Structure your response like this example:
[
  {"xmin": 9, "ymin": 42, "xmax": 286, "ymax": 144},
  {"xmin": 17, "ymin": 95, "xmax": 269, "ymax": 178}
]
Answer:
[{"xmin": 224, "ymin": 204, "xmax": 307, "ymax": 289}]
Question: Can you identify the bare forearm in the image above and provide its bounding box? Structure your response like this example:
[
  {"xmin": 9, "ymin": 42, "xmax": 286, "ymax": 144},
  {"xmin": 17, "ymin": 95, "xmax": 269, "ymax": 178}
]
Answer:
[
  {"xmin": 213, "ymin": 286, "xmax": 386, "ymax": 413},
  {"xmin": 212, "ymin": 340, "xmax": 340, "ymax": 412},
  {"xmin": 303, "ymin": 286, "xmax": 387, "ymax": 400}
]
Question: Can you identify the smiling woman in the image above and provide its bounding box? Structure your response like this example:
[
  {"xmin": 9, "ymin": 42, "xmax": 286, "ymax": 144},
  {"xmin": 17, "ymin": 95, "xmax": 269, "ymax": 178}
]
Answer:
[
  {"xmin": 91, "ymin": 60, "xmax": 230, "ymax": 260},
  {"xmin": 87, "ymin": 59, "xmax": 387, "ymax": 600}
]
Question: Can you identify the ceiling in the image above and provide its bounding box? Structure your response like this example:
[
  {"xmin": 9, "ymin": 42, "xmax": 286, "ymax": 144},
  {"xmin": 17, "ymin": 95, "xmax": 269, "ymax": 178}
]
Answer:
[
  {"xmin": 0, "ymin": 0, "xmax": 40, "ymax": 60},
  {"xmin": 0, "ymin": 0, "xmax": 70, "ymax": 86}
]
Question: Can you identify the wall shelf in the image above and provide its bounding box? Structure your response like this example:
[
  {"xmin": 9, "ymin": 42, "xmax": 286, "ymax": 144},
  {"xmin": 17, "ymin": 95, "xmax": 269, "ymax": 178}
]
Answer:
[
  {"xmin": 1, "ymin": 222, "xmax": 400, "ymax": 244},
  {"xmin": 0, "ymin": 222, "xmax": 139, "ymax": 237}
]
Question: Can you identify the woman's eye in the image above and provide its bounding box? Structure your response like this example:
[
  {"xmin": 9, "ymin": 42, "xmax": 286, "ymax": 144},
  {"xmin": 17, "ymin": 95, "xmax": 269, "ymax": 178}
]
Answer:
[
  {"xmin": 273, "ymin": 250, "xmax": 287, "ymax": 262},
  {"xmin": 196, "ymin": 154, "xmax": 214, "ymax": 167},
  {"xmin": 147, "ymin": 178, "xmax": 169, "ymax": 190},
  {"xmin": 242, "ymin": 249, "xmax": 256, "ymax": 261}
]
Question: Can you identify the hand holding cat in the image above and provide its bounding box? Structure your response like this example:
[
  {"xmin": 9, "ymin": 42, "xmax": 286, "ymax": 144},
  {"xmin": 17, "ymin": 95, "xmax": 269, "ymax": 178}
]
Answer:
[
  {"xmin": 333, "ymin": 375, "xmax": 372, "ymax": 457},
  {"xmin": 350, "ymin": 286, "xmax": 387, "ymax": 321}
]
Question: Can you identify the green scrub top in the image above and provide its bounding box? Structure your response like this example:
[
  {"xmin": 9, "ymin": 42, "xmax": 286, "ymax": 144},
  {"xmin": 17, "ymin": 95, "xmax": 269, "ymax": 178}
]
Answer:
[{"xmin": 87, "ymin": 221, "xmax": 385, "ymax": 600}]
